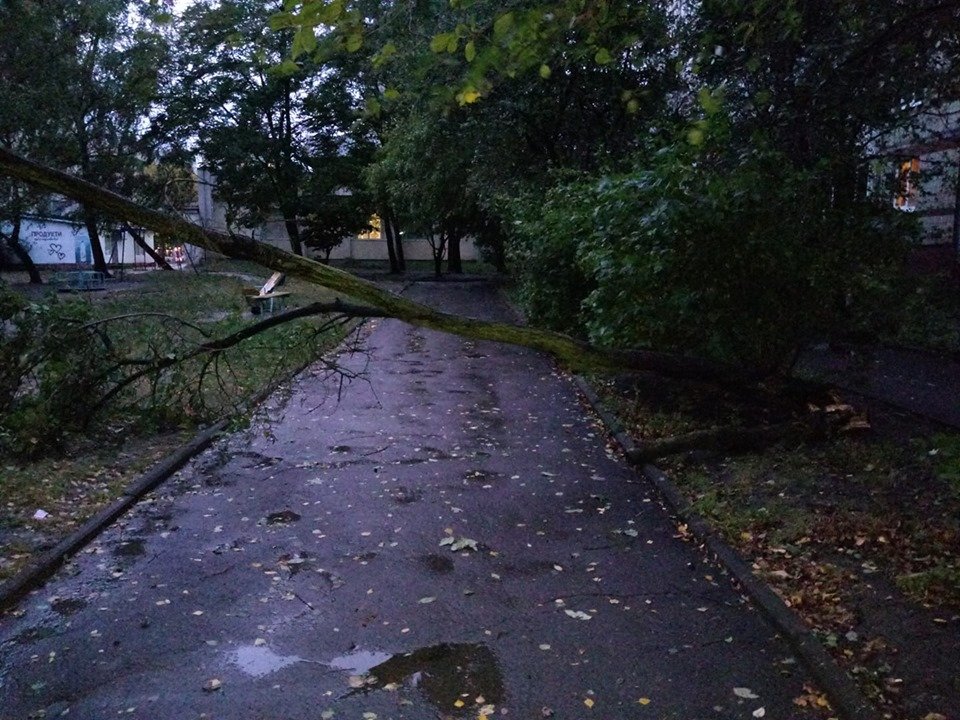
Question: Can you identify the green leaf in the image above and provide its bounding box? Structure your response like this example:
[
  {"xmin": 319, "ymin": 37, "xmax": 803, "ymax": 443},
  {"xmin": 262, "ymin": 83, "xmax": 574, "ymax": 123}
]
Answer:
[
  {"xmin": 373, "ymin": 42, "xmax": 397, "ymax": 68},
  {"xmin": 383, "ymin": 87, "xmax": 401, "ymax": 101},
  {"xmin": 271, "ymin": 59, "xmax": 301, "ymax": 77},
  {"xmin": 698, "ymin": 87, "xmax": 721, "ymax": 115},
  {"xmin": 365, "ymin": 97, "xmax": 381, "ymax": 116},
  {"xmin": 318, "ymin": 0, "xmax": 346, "ymax": 24},
  {"xmin": 430, "ymin": 32, "xmax": 453, "ymax": 53},
  {"xmin": 687, "ymin": 127, "xmax": 704, "ymax": 146},
  {"xmin": 269, "ymin": 11, "xmax": 297, "ymax": 30},
  {"xmin": 291, "ymin": 26, "xmax": 317, "ymax": 59},
  {"xmin": 346, "ymin": 32, "xmax": 363, "ymax": 53},
  {"xmin": 446, "ymin": 34, "xmax": 459, "ymax": 53},
  {"xmin": 539, "ymin": 64, "xmax": 551, "ymax": 79},
  {"xmin": 464, "ymin": 40, "xmax": 477, "ymax": 62},
  {"xmin": 594, "ymin": 47, "xmax": 613, "ymax": 65},
  {"xmin": 493, "ymin": 13, "xmax": 514, "ymax": 37}
]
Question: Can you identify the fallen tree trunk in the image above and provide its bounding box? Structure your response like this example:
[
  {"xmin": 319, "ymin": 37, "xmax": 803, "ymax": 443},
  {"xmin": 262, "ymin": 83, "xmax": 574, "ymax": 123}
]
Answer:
[
  {"xmin": 626, "ymin": 408, "xmax": 857, "ymax": 463},
  {"xmin": 0, "ymin": 147, "xmax": 756, "ymax": 384}
]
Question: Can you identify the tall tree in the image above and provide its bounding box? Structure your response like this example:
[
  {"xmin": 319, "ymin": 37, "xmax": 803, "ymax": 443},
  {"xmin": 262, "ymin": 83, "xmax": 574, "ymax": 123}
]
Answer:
[
  {"xmin": 166, "ymin": 0, "xmax": 357, "ymax": 256},
  {"xmin": 51, "ymin": 0, "xmax": 168, "ymax": 275}
]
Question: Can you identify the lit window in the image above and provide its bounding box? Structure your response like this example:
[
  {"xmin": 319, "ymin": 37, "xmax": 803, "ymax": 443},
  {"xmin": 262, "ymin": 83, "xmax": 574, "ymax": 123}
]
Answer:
[
  {"xmin": 894, "ymin": 157, "xmax": 920, "ymax": 211},
  {"xmin": 358, "ymin": 215, "xmax": 381, "ymax": 240}
]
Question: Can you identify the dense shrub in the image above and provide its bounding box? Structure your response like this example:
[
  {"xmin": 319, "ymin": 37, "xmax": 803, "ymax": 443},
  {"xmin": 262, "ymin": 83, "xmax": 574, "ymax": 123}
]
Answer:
[
  {"xmin": 0, "ymin": 284, "xmax": 108, "ymax": 457},
  {"xmin": 505, "ymin": 134, "xmax": 914, "ymax": 372}
]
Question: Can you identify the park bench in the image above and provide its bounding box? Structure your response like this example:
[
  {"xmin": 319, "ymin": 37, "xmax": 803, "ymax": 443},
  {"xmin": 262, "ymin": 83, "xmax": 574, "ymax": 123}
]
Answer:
[
  {"xmin": 51, "ymin": 270, "xmax": 106, "ymax": 292},
  {"xmin": 242, "ymin": 271, "xmax": 290, "ymax": 315}
]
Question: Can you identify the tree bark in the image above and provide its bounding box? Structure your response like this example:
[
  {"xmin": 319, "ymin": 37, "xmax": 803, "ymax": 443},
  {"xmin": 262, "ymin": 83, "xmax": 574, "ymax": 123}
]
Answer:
[
  {"xmin": 625, "ymin": 409, "xmax": 855, "ymax": 463},
  {"xmin": 447, "ymin": 227, "xmax": 463, "ymax": 274},
  {"xmin": 392, "ymin": 214, "xmax": 406, "ymax": 272},
  {"xmin": 0, "ymin": 147, "xmax": 768, "ymax": 385},
  {"xmin": 952, "ymin": 151, "xmax": 960, "ymax": 266},
  {"xmin": 430, "ymin": 231, "xmax": 446, "ymax": 278},
  {"xmin": 1, "ymin": 217, "xmax": 43, "ymax": 283},
  {"xmin": 126, "ymin": 226, "xmax": 173, "ymax": 270},
  {"xmin": 283, "ymin": 215, "xmax": 304, "ymax": 256},
  {"xmin": 382, "ymin": 208, "xmax": 399, "ymax": 274},
  {"xmin": 82, "ymin": 209, "xmax": 111, "ymax": 276}
]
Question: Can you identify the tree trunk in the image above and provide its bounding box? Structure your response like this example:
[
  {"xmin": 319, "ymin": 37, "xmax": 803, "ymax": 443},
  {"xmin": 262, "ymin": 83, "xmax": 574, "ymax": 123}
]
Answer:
[
  {"xmin": 953, "ymin": 152, "xmax": 960, "ymax": 266},
  {"xmin": 83, "ymin": 209, "xmax": 111, "ymax": 276},
  {"xmin": 430, "ymin": 231, "xmax": 446, "ymax": 278},
  {"xmin": 126, "ymin": 226, "xmax": 173, "ymax": 270},
  {"xmin": 447, "ymin": 228, "xmax": 463, "ymax": 274},
  {"xmin": 2, "ymin": 217, "xmax": 42, "ymax": 283},
  {"xmin": 391, "ymin": 213, "xmax": 406, "ymax": 271},
  {"xmin": 382, "ymin": 208, "xmax": 399, "ymax": 274},
  {"xmin": 625, "ymin": 408, "xmax": 856, "ymax": 463},
  {"xmin": 283, "ymin": 215, "xmax": 304, "ymax": 256}
]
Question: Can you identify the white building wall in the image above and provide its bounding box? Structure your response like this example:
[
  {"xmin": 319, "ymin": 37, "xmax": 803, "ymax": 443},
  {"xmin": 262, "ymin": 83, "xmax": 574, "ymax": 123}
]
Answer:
[{"xmin": 1, "ymin": 217, "xmax": 163, "ymax": 268}]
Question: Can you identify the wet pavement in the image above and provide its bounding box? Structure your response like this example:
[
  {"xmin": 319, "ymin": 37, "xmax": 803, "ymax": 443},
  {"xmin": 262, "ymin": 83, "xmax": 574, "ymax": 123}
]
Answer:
[{"xmin": 0, "ymin": 283, "xmax": 826, "ymax": 720}]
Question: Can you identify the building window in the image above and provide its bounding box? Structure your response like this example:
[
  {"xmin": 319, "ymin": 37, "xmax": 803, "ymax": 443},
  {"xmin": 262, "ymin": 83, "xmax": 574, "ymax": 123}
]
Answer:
[
  {"xmin": 358, "ymin": 215, "xmax": 381, "ymax": 240},
  {"xmin": 894, "ymin": 157, "xmax": 920, "ymax": 211}
]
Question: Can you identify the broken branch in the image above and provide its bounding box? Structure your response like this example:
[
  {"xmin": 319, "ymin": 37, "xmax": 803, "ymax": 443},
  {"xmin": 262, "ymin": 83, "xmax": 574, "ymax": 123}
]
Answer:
[{"xmin": 0, "ymin": 147, "xmax": 757, "ymax": 384}]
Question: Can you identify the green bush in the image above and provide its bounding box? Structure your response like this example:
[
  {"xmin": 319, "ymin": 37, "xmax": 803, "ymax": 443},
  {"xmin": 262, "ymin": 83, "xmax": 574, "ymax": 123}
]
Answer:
[
  {"xmin": 503, "ymin": 179, "xmax": 597, "ymax": 336},
  {"xmin": 0, "ymin": 285, "xmax": 107, "ymax": 457},
  {"xmin": 504, "ymin": 127, "xmax": 912, "ymax": 371}
]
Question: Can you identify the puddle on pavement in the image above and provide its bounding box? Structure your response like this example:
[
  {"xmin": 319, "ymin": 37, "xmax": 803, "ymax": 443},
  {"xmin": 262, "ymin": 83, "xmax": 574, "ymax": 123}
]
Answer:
[
  {"xmin": 49, "ymin": 597, "xmax": 88, "ymax": 615},
  {"xmin": 230, "ymin": 645, "xmax": 303, "ymax": 678},
  {"xmin": 329, "ymin": 649, "xmax": 393, "ymax": 674},
  {"xmin": 391, "ymin": 486, "xmax": 421, "ymax": 504},
  {"xmin": 112, "ymin": 539, "xmax": 146, "ymax": 557},
  {"xmin": 9, "ymin": 624, "xmax": 59, "ymax": 646},
  {"xmin": 420, "ymin": 553, "xmax": 455, "ymax": 574},
  {"xmin": 264, "ymin": 510, "xmax": 301, "ymax": 525},
  {"xmin": 462, "ymin": 469, "xmax": 501, "ymax": 485},
  {"xmin": 340, "ymin": 643, "xmax": 504, "ymax": 715}
]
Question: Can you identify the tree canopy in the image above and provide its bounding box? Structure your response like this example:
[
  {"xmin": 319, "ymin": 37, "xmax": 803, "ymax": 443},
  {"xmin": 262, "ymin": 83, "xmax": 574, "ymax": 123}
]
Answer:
[{"xmin": 1, "ymin": 0, "xmax": 958, "ymax": 374}]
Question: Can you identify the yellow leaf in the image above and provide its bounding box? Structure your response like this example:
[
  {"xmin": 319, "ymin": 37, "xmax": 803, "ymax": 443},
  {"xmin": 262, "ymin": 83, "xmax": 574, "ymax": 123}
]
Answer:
[
  {"xmin": 456, "ymin": 87, "xmax": 481, "ymax": 105},
  {"xmin": 584, "ymin": 698, "xmax": 595, "ymax": 708},
  {"xmin": 454, "ymin": 699, "xmax": 465, "ymax": 708},
  {"xmin": 638, "ymin": 697, "xmax": 651, "ymax": 705}
]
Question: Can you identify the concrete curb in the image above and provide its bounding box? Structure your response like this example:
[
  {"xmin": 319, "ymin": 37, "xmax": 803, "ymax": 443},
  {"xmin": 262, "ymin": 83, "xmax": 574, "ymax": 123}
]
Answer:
[
  {"xmin": 571, "ymin": 375, "xmax": 877, "ymax": 720},
  {"xmin": 0, "ymin": 310, "xmax": 376, "ymax": 615},
  {"xmin": 0, "ymin": 419, "xmax": 228, "ymax": 614}
]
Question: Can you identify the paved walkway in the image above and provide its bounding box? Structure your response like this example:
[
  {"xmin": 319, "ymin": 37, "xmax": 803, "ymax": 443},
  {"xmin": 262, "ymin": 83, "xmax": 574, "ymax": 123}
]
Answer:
[{"xmin": 0, "ymin": 283, "xmax": 825, "ymax": 720}]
